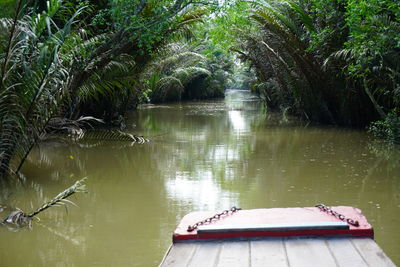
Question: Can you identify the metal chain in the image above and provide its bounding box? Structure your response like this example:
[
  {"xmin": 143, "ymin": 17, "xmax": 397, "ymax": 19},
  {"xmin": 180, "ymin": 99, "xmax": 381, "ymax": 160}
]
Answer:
[
  {"xmin": 316, "ymin": 204, "xmax": 360, "ymax": 227},
  {"xmin": 187, "ymin": 206, "xmax": 241, "ymax": 232}
]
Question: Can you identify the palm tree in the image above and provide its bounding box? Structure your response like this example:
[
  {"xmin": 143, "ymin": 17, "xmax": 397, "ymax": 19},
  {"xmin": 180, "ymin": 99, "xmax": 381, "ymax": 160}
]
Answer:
[
  {"xmin": 141, "ymin": 43, "xmax": 211, "ymax": 102},
  {"xmin": 0, "ymin": 0, "xmax": 87, "ymax": 176},
  {"xmin": 242, "ymin": 0, "xmax": 336, "ymax": 122},
  {"xmin": 0, "ymin": 0, "xmax": 215, "ymax": 178}
]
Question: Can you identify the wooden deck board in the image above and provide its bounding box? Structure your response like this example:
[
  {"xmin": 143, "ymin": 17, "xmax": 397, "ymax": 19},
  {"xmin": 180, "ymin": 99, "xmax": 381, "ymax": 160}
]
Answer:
[
  {"xmin": 250, "ymin": 239, "xmax": 288, "ymax": 267},
  {"xmin": 351, "ymin": 238, "xmax": 396, "ymax": 267},
  {"xmin": 159, "ymin": 243, "xmax": 196, "ymax": 267},
  {"xmin": 327, "ymin": 238, "xmax": 368, "ymax": 267},
  {"xmin": 285, "ymin": 238, "xmax": 337, "ymax": 267},
  {"xmin": 187, "ymin": 242, "xmax": 221, "ymax": 267},
  {"xmin": 159, "ymin": 238, "xmax": 395, "ymax": 267},
  {"xmin": 216, "ymin": 241, "xmax": 250, "ymax": 267}
]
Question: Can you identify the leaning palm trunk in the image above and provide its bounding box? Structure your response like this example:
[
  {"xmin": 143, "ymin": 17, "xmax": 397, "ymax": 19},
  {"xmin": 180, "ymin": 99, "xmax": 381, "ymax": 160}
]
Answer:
[{"xmin": 363, "ymin": 77, "xmax": 386, "ymax": 119}]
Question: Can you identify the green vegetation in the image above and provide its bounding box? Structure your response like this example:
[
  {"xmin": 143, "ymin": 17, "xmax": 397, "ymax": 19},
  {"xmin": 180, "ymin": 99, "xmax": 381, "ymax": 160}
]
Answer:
[
  {"xmin": 369, "ymin": 110, "xmax": 400, "ymax": 144},
  {"xmin": 223, "ymin": 0, "xmax": 399, "ymax": 136},
  {"xmin": 2, "ymin": 178, "xmax": 87, "ymax": 228},
  {"xmin": 205, "ymin": 0, "xmax": 399, "ymax": 138},
  {"xmin": 1, "ymin": 0, "xmax": 399, "ymax": 179},
  {"xmin": 138, "ymin": 41, "xmax": 229, "ymax": 103},
  {"xmin": 0, "ymin": 0, "xmax": 222, "ymax": 178}
]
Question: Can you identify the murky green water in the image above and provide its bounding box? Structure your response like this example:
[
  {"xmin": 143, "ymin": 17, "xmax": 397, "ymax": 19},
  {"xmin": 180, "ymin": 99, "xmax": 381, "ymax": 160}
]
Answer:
[{"xmin": 1, "ymin": 90, "xmax": 399, "ymax": 266}]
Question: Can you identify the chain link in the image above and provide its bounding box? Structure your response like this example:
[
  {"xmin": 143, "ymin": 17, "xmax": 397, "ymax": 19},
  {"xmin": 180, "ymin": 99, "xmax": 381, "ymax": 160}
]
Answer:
[
  {"xmin": 186, "ymin": 205, "xmax": 359, "ymax": 232},
  {"xmin": 315, "ymin": 204, "xmax": 360, "ymax": 227},
  {"xmin": 187, "ymin": 206, "xmax": 241, "ymax": 232}
]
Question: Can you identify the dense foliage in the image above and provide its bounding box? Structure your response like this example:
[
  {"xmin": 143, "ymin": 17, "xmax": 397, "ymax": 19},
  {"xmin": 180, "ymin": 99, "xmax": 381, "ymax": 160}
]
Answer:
[
  {"xmin": 139, "ymin": 41, "xmax": 231, "ymax": 103},
  {"xmin": 0, "ymin": 0, "xmax": 220, "ymax": 178},
  {"xmin": 218, "ymin": 0, "xmax": 399, "ymax": 132},
  {"xmin": 369, "ymin": 110, "xmax": 400, "ymax": 144}
]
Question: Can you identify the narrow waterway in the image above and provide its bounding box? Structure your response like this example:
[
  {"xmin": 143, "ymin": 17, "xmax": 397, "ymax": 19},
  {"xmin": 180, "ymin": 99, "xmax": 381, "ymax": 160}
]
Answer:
[{"xmin": 1, "ymin": 90, "xmax": 399, "ymax": 266}]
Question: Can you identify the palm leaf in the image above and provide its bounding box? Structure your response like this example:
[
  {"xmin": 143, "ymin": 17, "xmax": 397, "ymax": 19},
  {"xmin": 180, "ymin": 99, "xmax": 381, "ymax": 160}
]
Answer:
[
  {"xmin": 0, "ymin": 1, "xmax": 89, "ymax": 176},
  {"xmin": 2, "ymin": 178, "xmax": 88, "ymax": 228}
]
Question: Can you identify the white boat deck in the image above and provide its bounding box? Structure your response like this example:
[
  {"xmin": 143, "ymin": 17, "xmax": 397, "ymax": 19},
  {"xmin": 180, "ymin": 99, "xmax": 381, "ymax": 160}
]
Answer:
[{"xmin": 159, "ymin": 237, "xmax": 396, "ymax": 267}]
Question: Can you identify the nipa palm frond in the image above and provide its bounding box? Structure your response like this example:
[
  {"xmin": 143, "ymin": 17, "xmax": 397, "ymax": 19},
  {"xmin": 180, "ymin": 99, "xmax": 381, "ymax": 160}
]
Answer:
[
  {"xmin": 2, "ymin": 178, "xmax": 88, "ymax": 228},
  {"xmin": 74, "ymin": 130, "xmax": 149, "ymax": 143},
  {"xmin": 173, "ymin": 66, "xmax": 211, "ymax": 84},
  {"xmin": 27, "ymin": 177, "xmax": 88, "ymax": 218},
  {"xmin": 0, "ymin": 2, "xmax": 88, "ymax": 176}
]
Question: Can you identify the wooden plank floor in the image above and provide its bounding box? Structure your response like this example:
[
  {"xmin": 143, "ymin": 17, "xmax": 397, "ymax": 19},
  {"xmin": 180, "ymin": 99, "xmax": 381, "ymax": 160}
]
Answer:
[{"xmin": 159, "ymin": 237, "xmax": 396, "ymax": 267}]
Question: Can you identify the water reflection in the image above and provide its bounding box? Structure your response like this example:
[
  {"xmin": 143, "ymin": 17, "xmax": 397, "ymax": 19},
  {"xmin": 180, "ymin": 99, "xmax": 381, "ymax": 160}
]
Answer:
[
  {"xmin": 228, "ymin": 110, "xmax": 246, "ymax": 132},
  {"xmin": 0, "ymin": 90, "xmax": 399, "ymax": 266},
  {"xmin": 166, "ymin": 171, "xmax": 235, "ymax": 210}
]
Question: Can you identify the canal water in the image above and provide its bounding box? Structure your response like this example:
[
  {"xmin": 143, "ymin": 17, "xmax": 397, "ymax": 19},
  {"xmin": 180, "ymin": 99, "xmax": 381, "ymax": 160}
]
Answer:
[{"xmin": 1, "ymin": 90, "xmax": 399, "ymax": 266}]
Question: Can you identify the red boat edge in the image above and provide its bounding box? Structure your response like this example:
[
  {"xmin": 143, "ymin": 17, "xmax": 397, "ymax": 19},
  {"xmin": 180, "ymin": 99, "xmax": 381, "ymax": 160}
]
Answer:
[{"xmin": 172, "ymin": 206, "xmax": 374, "ymax": 243}]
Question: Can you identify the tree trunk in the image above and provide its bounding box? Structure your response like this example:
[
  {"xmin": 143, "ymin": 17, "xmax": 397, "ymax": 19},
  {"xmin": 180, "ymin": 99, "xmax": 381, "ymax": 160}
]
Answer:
[{"xmin": 363, "ymin": 77, "xmax": 386, "ymax": 119}]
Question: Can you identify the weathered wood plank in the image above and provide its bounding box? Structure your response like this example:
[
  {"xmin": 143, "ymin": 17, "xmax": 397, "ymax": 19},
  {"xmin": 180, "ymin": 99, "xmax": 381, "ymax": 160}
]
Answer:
[
  {"xmin": 160, "ymin": 238, "xmax": 396, "ymax": 267},
  {"xmin": 187, "ymin": 242, "xmax": 221, "ymax": 267},
  {"xmin": 250, "ymin": 239, "xmax": 288, "ymax": 267},
  {"xmin": 327, "ymin": 238, "xmax": 368, "ymax": 267},
  {"xmin": 197, "ymin": 222, "xmax": 349, "ymax": 234},
  {"xmin": 159, "ymin": 243, "xmax": 196, "ymax": 267},
  {"xmin": 285, "ymin": 238, "xmax": 337, "ymax": 267},
  {"xmin": 352, "ymin": 238, "xmax": 396, "ymax": 267},
  {"xmin": 216, "ymin": 241, "xmax": 250, "ymax": 267}
]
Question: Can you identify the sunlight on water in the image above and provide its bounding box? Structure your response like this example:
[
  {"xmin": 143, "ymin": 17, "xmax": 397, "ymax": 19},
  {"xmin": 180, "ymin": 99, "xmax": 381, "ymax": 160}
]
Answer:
[
  {"xmin": 228, "ymin": 110, "xmax": 247, "ymax": 132},
  {"xmin": 166, "ymin": 171, "xmax": 236, "ymax": 210}
]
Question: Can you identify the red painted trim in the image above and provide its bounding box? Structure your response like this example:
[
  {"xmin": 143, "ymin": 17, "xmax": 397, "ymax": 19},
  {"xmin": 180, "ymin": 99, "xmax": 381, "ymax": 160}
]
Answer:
[
  {"xmin": 173, "ymin": 228, "xmax": 374, "ymax": 242},
  {"xmin": 172, "ymin": 207, "xmax": 374, "ymax": 243}
]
